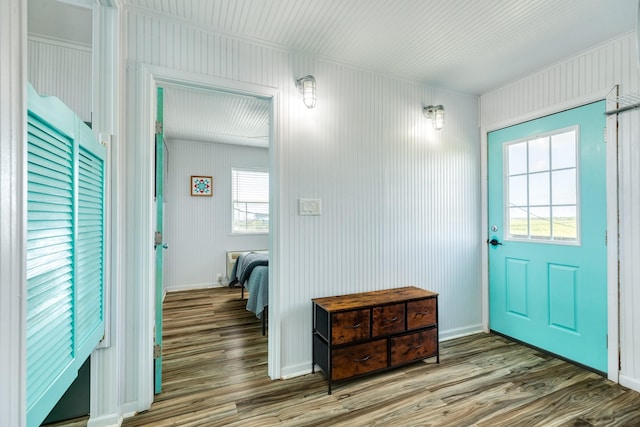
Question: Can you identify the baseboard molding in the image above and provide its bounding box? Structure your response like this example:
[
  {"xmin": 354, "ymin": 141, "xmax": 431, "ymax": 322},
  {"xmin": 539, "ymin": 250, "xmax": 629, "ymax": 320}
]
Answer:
[
  {"xmin": 87, "ymin": 412, "xmax": 123, "ymax": 427},
  {"xmin": 117, "ymin": 401, "xmax": 141, "ymax": 426},
  {"xmin": 439, "ymin": 324, "xmax": 484, "ymax": 341},
  {"xmin": 620, "ymin": 374, "xmax": 640, "ymax": 393},
  {"xmin": 164, "ymin": 281, "xmax": 226, "ymax": 292},
  {"xmin": 280, "ymin": 362, "xmax": 313, "ymax": 380}
]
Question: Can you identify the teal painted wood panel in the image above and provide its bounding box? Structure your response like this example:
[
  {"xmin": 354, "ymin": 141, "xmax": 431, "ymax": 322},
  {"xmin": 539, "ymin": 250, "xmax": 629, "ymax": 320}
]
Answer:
[
  {"xmin": 155, "ymin": 86, "xmax": 165, "ymax": 394},
  {"xmin": 26, "ymin": 84, "xmax": 106, "ymax": 427},
  {"xmin": 488, "ymin": 101, "xmax": 607, "ymax": 372},
  {"xmin": 505, "ymin": 258, "xmax": 529, "ymax": 317},
  {"xmin": 548, "ymin": 264, "xmax": 578, "ymax": 332}
]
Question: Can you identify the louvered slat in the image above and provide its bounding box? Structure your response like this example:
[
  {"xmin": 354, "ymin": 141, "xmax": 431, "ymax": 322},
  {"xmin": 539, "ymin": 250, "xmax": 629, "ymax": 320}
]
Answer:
[
  {"xmin": 26, "ymin": 114, "xmax": 75, "ymax": 415},
  {"xmin": 75, "ymin": 145, "xmax": 105, "ymax": 350},
  {"xmin": 26, "ymin": 86, "xmax": 106, "ymax": 427}
]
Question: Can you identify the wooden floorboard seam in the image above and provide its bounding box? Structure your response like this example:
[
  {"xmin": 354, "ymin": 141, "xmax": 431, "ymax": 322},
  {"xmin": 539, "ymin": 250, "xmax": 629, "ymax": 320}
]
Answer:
[{"xmin": 45, "ymin": 287, "xmax": 640, "ymax": 427}]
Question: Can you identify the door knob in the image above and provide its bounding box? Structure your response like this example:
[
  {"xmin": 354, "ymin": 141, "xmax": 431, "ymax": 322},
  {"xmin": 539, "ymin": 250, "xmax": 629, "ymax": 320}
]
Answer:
[{"xmin": 488, "ymin": 238, "xmax": 503, "ymax": 246}]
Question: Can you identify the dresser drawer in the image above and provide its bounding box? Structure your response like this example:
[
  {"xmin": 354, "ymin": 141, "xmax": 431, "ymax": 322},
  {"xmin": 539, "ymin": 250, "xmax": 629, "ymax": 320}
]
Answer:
[
  {"xmin": 390, "ymin": 328, "xmax": 437, "ymax": 366},
  {"xmin": 372, "ymin": 303, "xmax": 405, "ymax": 337},
  {"xmin": 332, "ymin": 309, "xmax": 370, "ymax": 344},
  {"xmin": 407, "ymin": 298, "xmax": 437, "ymax": 330},
  {"xmin": 312, "ymin": 286, "xmax": 439, "ymax": 394},
  {"xmin": 331, "ymin": 339, "xmax": 387, "ymax": 380}
]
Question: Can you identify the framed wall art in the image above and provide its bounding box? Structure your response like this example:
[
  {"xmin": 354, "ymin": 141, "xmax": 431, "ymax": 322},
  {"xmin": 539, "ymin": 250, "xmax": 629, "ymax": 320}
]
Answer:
[{"xmin": 191, "ymin": 175, "xmax": 212, "ymax": 196}]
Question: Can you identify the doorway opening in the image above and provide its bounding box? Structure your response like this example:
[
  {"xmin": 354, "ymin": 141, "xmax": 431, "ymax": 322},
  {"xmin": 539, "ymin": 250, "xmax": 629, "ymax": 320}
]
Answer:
[{"xmin": 151, "ymin": 77, "xmax": 276, "ymax": 395}]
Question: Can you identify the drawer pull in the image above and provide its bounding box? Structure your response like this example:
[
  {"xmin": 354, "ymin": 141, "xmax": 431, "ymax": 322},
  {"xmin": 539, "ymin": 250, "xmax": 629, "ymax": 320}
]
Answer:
[
  {"xmin": 353, "ymin": 355, "xmax": 371, "ymax": 362},
  {"xmin": 345, "ymin": 323, "xmax": 361, "ymax": 329},
  {"xmin": 417, "ymin": 310, "xmax": 430, "ymax": 315},
  {"xmin": 410, "ymin": 344, "xmax": 423, "ymax": 350},
  {"xmin": 383, "ymin": 316, "xmax": 399, "ymax": 323}
]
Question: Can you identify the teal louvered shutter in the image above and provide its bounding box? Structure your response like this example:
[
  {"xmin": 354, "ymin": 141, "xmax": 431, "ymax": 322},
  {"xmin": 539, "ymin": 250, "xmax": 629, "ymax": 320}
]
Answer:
[
  {"xmin": 26, "ymin": 84, "xmax": 106, "ymax": 427},
  {"xmin": 75, "ymin": 123, "xmax": 106, "ymax": 356},
  {"xmin": 26, "ymin": 109, "xmax": 76, "ymax": 427}
]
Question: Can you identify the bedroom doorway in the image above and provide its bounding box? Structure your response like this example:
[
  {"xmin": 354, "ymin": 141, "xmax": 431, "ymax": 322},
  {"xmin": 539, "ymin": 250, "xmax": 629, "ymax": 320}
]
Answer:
[{"xmin": 154, "ymin": 77, "xmax": 275, "ymax": 393}]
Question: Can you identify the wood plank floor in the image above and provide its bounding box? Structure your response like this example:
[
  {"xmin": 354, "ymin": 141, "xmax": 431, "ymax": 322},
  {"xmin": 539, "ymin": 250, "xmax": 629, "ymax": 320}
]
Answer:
[{"xmin": 47, "ymin": 287, "xmax": 640, "ymax": 426}]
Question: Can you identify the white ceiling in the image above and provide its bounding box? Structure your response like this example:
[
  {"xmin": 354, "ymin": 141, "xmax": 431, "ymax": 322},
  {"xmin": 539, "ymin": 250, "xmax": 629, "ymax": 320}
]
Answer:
[
  {"xmin": 30, "ymin": 0, "xmax": 639, "ymax": 146},
  {"xmin": 163, "ymin": 86, "xmax": 270, "ymax": 147},
  {"xmin": 125, "ymin": 0, "xmax": 638, "ymax": 94}
]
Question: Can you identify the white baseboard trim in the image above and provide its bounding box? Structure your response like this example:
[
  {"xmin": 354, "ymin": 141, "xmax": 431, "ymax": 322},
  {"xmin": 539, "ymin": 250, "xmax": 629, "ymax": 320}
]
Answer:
[
  {"xmin": 164, "ymin": 282, "xmax": 225, "ymax": 292},
  {"xmin": 87, "ymin": 413, "xmax": 123, "ymax": 427},
  {"xmin": 439, "ymin": 324, "xmax": 484, "ymax": 341},
  {"xmin": 620, "ymin": 374, "xmax": 640, "ymax": 393},
  {"xmin": 280, "ymin": 362, "xmax": 313, "ymax": 379},
  {"xmin": 120, "ymin": 402, "xmax": 140, "ymax": 421}
]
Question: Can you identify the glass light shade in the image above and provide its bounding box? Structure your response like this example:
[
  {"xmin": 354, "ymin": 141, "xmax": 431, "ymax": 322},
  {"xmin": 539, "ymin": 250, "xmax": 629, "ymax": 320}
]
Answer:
[
  {"xmin": 424, "ymin": 105, "xmax": 445, "ymax": 130},
  {"xmin": 432, "ymin": 105, "xmax": 444, "ymax": 130},
  {"xmin": 296, "ymin": 75, "xmax": 317, "ymax": 109}
]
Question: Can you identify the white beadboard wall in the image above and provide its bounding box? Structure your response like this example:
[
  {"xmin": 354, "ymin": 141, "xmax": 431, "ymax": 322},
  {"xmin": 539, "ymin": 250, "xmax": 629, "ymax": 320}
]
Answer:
[
  {"xmin": 163, "ymin": 139, "xmax": 269, "ymax": 291},
  {"xmin": 124, "ymin": 8, "xmax": 481, "ymax": 378},
  {"xmin": 481, "ymin": 32, "xmax": 640, "ymax": 391},
  {"xmin": 27, "ymin": 36, "xmax": 92, "ymax": 123}
]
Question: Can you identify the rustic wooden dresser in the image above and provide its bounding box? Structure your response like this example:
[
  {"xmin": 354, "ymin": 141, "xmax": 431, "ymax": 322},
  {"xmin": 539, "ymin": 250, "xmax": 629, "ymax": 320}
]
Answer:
[{"xmin": 312, "ymin": 286, "xmax": 439, "ymax": 394}]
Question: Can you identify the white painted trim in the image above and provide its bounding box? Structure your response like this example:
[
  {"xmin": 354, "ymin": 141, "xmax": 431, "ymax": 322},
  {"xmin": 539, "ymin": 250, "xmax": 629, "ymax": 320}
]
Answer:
[
  {"xmin": 620, "ymin": 374, "xmax": 640, "ymax": 393},
  {"xmin": 132, "ymin": 64, "xmax": 282, "ymax": 413},
  {"xmin": 120, "ymin": 402, "xmax": 140, "ymax": 420},
  {"xmin": 280, "ymin": 364, "xmax": 313, "ymax": 380},
  {"xmin": 0, "ymin": 1, "xmax": 27, "ymax": 426},
  {"xmin": 164, "ymin": 282, "xmax": 219, "ymax": 292},
  {"xmin": 57, "ymin": 0, "xmax": 93, "ymax": 10},
  {"xmin": 480, "ymin": 113, "xmax": 489, "ymax": 334},
  {"xmin": 86, "ymin": 413, "xmax": 123, "ymax": 427},
  {"xmin": 480, "ymin": 89, "xmax": 620, "ymax": 382},
  {"xmin": 133, "ymin": 61, "xmax": 156, "ymax": 412},
  {"xmin": 438, "ymin": 325, "xmax": 485, "ymax": 342},
  {"xmin": 483, "ymin": 90, "xmax": 612, "ymax": 133},
  {"xmin": 27, "ymin": 33, "xmax": 92, "ymax": 52},
  {"xmin": 268, "ymin": 89, "xmax": 281, "ymax": 380},
  {"xmin": 606, "ymin": 109, "xmax": 620, "ymax": 383},
  {"xmin": 90, "ymin": 3, "xmax": 126, "ymax": 426}
]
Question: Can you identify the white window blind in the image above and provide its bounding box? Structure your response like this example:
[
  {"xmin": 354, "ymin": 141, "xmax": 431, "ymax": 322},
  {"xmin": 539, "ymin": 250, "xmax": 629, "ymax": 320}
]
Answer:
[{"xmin": 232, "ymin": 168, "xmax": 269, "ymax": 233}]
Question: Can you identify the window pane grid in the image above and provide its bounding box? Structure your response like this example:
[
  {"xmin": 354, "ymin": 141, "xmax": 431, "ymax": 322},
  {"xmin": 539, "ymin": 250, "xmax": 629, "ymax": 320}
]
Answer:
[{"xmin": 505, "ymin": 129, "xmax": 578, "ymax": 243}]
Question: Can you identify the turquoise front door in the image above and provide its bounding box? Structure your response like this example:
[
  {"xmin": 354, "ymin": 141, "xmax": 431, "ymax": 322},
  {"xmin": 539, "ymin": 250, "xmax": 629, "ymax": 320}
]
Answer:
[{"xmin": 488, "ymin": 101, "xmax": 607, "ymax": 372}]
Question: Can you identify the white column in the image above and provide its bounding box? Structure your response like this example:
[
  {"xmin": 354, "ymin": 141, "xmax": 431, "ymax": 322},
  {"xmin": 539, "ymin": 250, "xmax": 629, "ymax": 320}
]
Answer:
[
  {"xmin": 89, "ymin": 2, "xmax": 126, "ymax": 426},
  {"xmin": 0, "ymin": 0, "xmax": 26, "ymax": 426}
]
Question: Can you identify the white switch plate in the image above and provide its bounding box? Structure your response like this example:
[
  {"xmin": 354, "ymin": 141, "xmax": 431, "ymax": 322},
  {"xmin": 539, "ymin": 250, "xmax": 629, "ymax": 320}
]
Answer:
[{"xmin": 299, "ymin": 198, "xmax": 321, "ymax": 215}]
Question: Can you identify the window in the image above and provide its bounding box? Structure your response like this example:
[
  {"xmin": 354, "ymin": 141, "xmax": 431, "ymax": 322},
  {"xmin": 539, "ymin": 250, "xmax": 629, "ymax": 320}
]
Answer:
[
  {"xmin": 505, "ymin": 128, "xmax": 578, "ymax": 243},
  {"xmin": 232, "ymin": 168, "xmax": 269, "ymax": 233}
]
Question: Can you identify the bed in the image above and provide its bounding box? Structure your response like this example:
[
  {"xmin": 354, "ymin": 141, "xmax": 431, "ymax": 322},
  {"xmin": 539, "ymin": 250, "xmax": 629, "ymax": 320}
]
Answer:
[{"xmin": 228, "ymin": 251, "xmax": 269, "ymax": 334}]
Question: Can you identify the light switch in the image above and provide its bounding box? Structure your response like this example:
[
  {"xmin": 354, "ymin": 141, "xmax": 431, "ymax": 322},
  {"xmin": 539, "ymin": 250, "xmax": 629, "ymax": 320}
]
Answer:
[{"xmin": 299, "ymin": 198, "xmax": 321, "ymax": 215}]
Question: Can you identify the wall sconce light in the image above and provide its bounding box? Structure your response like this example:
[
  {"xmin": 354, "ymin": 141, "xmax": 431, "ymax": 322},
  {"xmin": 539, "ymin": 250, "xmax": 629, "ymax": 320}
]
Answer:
[
  {"xmin": 296, "ymin": 75, "xmax": 317, "ymax": 109},
  {"xmin": 423, "ymin": 105, "xmax": 445, "ymax": 130}
]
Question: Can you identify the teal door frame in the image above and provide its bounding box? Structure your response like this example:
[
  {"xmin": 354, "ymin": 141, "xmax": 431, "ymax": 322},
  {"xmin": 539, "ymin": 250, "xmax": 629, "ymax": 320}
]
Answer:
[
  {"xmin": 154, "ymin": 86, "xmax": 165, "ymax": 394},
  {"xmin": 481, "ymin": 95, "xmax": 620, "ymax": 381}
]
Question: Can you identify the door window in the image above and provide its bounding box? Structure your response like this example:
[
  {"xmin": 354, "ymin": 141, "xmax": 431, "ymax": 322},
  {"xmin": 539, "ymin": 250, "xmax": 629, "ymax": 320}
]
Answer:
[{"xmin": 504, "ymin": 128, "xmax": 578, "ymax": 243}]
